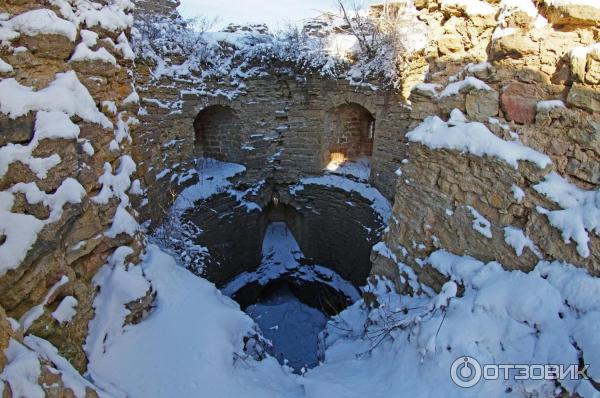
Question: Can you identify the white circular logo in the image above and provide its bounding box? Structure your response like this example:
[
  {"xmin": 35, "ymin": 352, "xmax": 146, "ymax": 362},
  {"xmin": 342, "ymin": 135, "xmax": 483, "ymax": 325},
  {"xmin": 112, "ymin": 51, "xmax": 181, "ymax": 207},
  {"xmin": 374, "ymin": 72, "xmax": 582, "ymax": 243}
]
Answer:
[{"xmin": 450, "ymin": 356, "xmax": 482, "ymax": 388}]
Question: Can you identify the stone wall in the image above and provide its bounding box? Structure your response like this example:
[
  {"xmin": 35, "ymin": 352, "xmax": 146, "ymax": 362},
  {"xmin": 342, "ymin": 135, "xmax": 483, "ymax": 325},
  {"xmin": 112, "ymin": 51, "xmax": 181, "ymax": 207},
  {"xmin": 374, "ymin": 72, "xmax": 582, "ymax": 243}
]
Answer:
[
  {"xmin": 179, "ymin": 177, "xmax": 386, "ymax": 287},
  {"xmin": 134, "ymin": 0, "xmax": 600, "ymax": 294},
  {"xmin": 133, "ymin": 67, "xmax": 409, "ymax": 226},
  {"xmin": 370, "ymin": 0, "xmax": 600, "ymax": 292},
  {"xmin": 1, "ymin": 0, "xmax": 598, "ymax": 391},
  {"xmin": 0, "ymin": 0, "xmax": 149, "ymax": 393}
]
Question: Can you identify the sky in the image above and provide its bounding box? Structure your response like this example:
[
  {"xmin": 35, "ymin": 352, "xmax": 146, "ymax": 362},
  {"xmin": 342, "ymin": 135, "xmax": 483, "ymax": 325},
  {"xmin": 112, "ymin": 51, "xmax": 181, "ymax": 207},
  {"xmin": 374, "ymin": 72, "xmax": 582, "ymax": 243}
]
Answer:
[{"xmin": 177, "ymin": 0, "xmax": 365, "ymax": 31}]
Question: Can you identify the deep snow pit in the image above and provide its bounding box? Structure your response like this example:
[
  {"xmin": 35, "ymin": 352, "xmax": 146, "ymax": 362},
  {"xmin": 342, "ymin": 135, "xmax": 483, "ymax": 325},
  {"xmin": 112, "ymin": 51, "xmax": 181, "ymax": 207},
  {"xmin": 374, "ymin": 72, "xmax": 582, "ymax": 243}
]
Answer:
[
  {"xmin": 246, "ymin": 285, "xmax": 328, "ymax": 371},
  {"xmin": 223, "ymin": 222, "xmax": 360, "ymax": 372}
]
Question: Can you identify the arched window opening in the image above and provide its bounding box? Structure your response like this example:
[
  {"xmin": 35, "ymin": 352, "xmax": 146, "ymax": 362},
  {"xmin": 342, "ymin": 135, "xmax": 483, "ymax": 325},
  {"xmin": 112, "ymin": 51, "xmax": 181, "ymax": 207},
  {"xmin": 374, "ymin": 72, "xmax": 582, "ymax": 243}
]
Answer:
[
  {"xmin": 193, "ymin": 105, "xmax": 241, "ymax": 162},
  {"xmin": 322, "ymin": 103, "xmax": 375, "ymax": 172}
]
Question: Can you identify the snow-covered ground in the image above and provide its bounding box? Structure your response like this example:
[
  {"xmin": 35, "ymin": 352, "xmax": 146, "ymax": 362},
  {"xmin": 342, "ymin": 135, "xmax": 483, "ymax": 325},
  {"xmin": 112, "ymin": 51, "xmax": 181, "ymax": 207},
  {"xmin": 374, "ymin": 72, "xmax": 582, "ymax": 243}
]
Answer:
[
  {"xmin": 86, "ymin": 245, "xmax": 301, "ymax": 398},
  {"xmin": 82, "ymin": 242, "xmax": 600, "ymax": 398},
  {"xmin": 246, "ymin": 285, "xmax": 328, "ymax": 372}
]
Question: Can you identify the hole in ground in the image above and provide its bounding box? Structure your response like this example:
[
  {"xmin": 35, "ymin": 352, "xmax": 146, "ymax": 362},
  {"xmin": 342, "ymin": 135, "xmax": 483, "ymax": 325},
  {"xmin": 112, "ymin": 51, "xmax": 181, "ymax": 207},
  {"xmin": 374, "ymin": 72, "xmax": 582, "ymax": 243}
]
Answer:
[{"xmin": 221, "ymin": 221, "xmax": 360, "ymax": 372}]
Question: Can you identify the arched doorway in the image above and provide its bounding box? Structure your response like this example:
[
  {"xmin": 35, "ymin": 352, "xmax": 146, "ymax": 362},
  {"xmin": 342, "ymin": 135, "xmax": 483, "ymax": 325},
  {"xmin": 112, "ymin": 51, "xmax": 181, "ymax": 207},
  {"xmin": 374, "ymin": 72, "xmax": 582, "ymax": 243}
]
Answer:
[
  {"xmin": 193, "ymin": 105, "xmax": 242, "ymax": 162},
  {"xmin": 322, "ymin": 103, "xmax": 375, "ymax": 168}
]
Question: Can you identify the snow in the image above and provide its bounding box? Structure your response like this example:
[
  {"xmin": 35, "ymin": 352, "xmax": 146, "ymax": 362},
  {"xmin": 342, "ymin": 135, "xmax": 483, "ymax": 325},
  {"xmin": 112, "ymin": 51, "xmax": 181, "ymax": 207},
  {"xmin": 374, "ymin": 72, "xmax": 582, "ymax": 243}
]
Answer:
[
  {"xmin": 172, "ymin": 158, "xmax": 258, "ymax": 214},
  {"xmin": 492, "ymin": 26, "xmax": 518, "ymax": 41},
  {"xmin": 324, "ymin": 33, "xmax": 359, "ymax": 60},
  {"xmin": 35, "ymin": 110, "xmax": 80, "ymax": 140},
  {"xmin": 504, "ymin": 226, "xmax": 542, "ymax": 257},
  {"xmin": 11, "ymin": 178, "xmax": 86, "ymax": 223},
  {"xmin": 86, "ymin": 244, "xmax": 299, "ymax": 398},
  {"xmin": 372, "ymin": 241, "xmax": 420, "ymax": 291},
  {"xmin": 570, "ymin": 43, "xmax": 600, "ymax": 67},
  {"xmin": 0, "ymin": 192, "xmax": 44, "ymax": 275},
  {"xmin": 116, "ymin": 32, "xmax": 135, "ymax": 60},
  {"xmin": 441, "ymin": 0, "xmax": 496, "ymax": 15},
  {"xmin": 0, "ymin": 71, "xmax": 112, "ymax": 127},
  {"xmin": 439, "ymin": 77, "xmax": 493, "ymax": 97},
  {"xmin": 80, "ymin": 29, "xmax": 98, "ymax": 46},
  {"xmin": 70, "ymin": 42, "xmax": 117, "ymax": 65},
  {"xmin": 534, "ymin": 172, "xmax": 600, "ymax": 258},
  {"xmin": 105, "ymin": 205, "xmax": 139, "ymax": 238},
  {"xmin": 498, "ymin": 0, "xmax": 539, "ymax": 26},
  {"xmin": 543, "ymin": 0, "xmax": 600, "ymax": 8},
  {"xmin": 123, "ymin": 90, "xmax": 139, "ymax": 104},
  {"xmin": 290, "ymin": 174, "xmax": 391, "ymax": 223},
  {"xmin": 93, "ymin": 156, "xmax": 137, "ymax": 205},
  {"xmin": 19, "ymin": 276, "xmax": 69, "ymax": 331},
  {"xmin": 536, "ymin": 260, "xmax": 600, "ymax": 313},
  {"xmin": 24, "ymin": 335, "xmax": 102, "ymax": 398},
  {"xmin": 0, "ymin": 339, "xmax": 43, "ymax": 398},
  {"xmin": 0, "ymin": 86, "xmax": 106, "ymax": 179},
  {"xmin": 537, "ymin": 100, "xmax": 566, "ymax": 110},
  {"xmin": 413, "ymin": 82, "xmax": 442, "ymax": 95},
  {"xmin": 1, "ymin": 178, "xmax": 85, "ymax": 276},
  {"xmin": 247, "ymin": 285, "xmax": 328, "ymax": 371},
  {"xmin": 466, "ymin": 205, "xmax": 492, "ymax": 238},
  {"xmin": 406, "ymin": 110, "xmax": 552, "ymax": 169},
  {"xmin": 0, "ymin": 57, "xmax": 13, "ymax": 73},
  {"xmin": 82, "ymin": 141, "xmax": 95, "ymax": 155},
  {"xmin": 71, "ymin": 0, "xmax": 134, "ymax": 32},
  {"xmin": 7, "ymin": 9, "xmax": 77, "ymax": 41},
  {"xmin": 465, "ymin": 61, "xmax": 491, "ymax": 73},
  {"xmin": 101, "ymin": 100, "xmax": 117, "ymax": 114},
  {"xmin": 77, "ymin": 237, "xmax": 600, "ymax": 398},
  {"xmin": 511, "ymin": 184, "xmax": 525, "ymax": 203},
  {"xmin": 51, "ymin": 296, "xmax": 78, "ymax": 324},
  {"xmin": 0, "ymin": 22, "xmax": 19, "ymax": 44},
  {"xmin": 85, "ymin": 246, "xmax": 151, "ymax": 387}
]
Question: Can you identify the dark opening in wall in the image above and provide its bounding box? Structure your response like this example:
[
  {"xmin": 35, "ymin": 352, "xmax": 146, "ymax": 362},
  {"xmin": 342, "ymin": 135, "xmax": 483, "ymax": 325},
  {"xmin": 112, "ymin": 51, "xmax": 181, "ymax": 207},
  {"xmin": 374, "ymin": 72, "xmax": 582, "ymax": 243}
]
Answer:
[
  {"xmin": 322, "ymin": 103, "xmax": 375, "ymax": 167},
  {"xmin": 193, "ymin": 105, "xmax": 242, "ymax": 162}
]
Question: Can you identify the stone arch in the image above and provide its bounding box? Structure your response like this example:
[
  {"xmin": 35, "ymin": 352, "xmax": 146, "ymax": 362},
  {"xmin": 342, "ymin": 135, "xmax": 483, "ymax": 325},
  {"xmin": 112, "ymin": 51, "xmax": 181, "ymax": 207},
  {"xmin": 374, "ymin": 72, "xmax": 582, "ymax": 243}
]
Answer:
[
  {"xmin": 193, "ymin": 105, "xmax": 242, "ymax": 162},
  {"xmin": 322, "ymin": 102, "xmax": 375, "ymax": 167}
]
